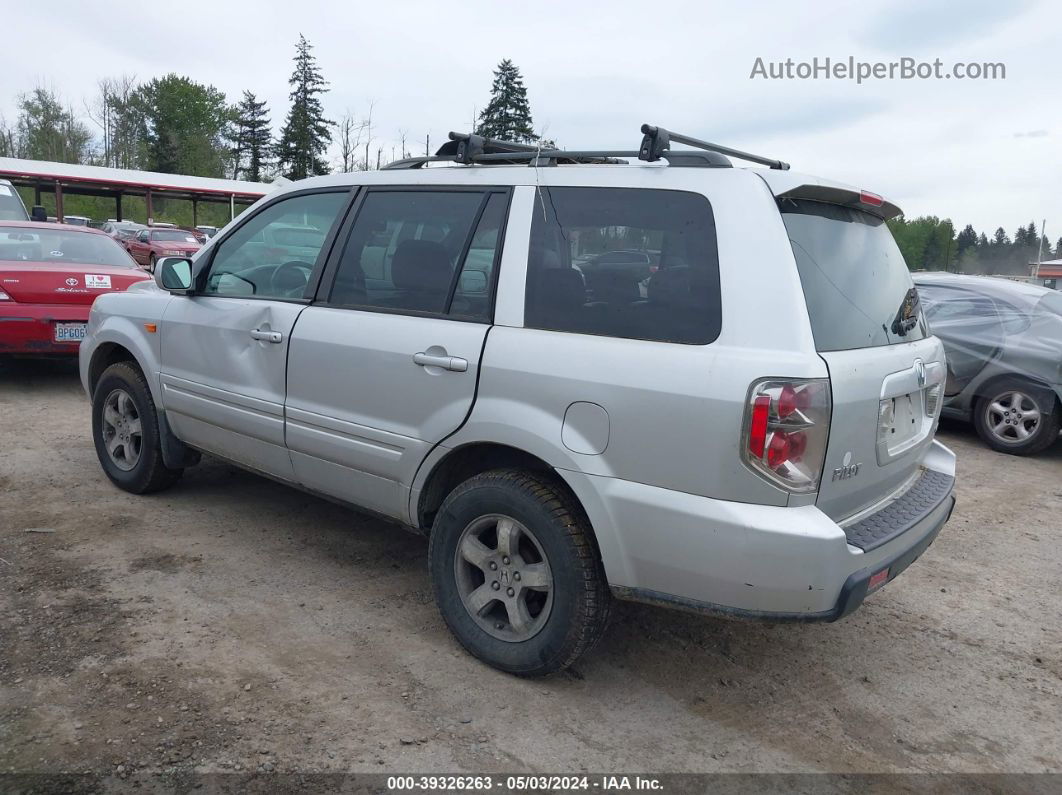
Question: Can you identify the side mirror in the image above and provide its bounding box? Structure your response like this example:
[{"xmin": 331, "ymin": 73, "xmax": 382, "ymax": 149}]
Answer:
[
  {"xmin": 31, "ymin": 205, "xmax": 47, "ymax": 222},
  {"xmin": 155, "ymin": 257, "xmax": 193, "ymax": 293}
]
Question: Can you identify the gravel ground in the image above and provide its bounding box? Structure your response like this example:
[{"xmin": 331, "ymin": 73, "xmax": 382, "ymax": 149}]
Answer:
[{"xmin": 1, "ymin": 358, "xmax": 1060, "ymax": 781}]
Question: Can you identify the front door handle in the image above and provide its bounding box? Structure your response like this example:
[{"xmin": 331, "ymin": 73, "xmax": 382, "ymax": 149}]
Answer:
[
  {"xmin": 413, "ymin": 351, "xmax": 468, "ymax": 372},
  {"xmin": 250, "ymin": 329, "xmax": 283, "ymax": 344}
]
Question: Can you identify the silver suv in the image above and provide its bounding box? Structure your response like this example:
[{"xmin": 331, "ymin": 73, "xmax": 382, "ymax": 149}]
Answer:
[{"xmin": 79, "ymin": 126, "xmax": 956, "ymax": 676}]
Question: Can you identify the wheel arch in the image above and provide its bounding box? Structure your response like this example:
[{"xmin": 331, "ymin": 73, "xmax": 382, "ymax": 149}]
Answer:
[
  {"xmin": 412, "ymin": 441, "xmax": 621, "ymax": 582},
  {"xmin": 971, "ymin": 370, "xmax": 1061, "ymax": 412}
]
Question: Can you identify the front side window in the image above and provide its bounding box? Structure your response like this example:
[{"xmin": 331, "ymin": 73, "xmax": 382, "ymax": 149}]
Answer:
[
  {"xmin": 203, "ymin": 191, "xmax": 347, "ymax": 299},
  {"xmin": 328, "ymin": 190, "xmax": 507, "ymax": 321},
  {"xmin": 524, "ymin": 187, "xmax": 721, "ymax": 344}
]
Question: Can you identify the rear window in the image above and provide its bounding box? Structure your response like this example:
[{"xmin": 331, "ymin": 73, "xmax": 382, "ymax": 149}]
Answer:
[
  {"xmin": 0, "ymin": 228, "xmax": 136, "ymax": 267},
  {"xmin": 525, "ymin": 187, "xmax": 721, "ymax": 345},
  {"xmin": 781, "ymin": 199, "xmax": 926, "ymax": 352},
  {"xmin": 152, "ymin": 230, "xmax": 199, "ymax": 243}
]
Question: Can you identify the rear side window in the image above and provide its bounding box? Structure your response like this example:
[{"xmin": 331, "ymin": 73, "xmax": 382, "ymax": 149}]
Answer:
[
  {"xmin": 525, "ymin": 187, "xmax": 721, "ymax": 344},
  {"xmin": 0, "ymin": 183, "xmax": 28, "ymax": 221},
  {"xmin": 329, "ymin": 190, "xmax": 507, "ymax": 321},
  {"xmin": 781, "ymin": 199, "xmax": 927, "ymax": 351}
]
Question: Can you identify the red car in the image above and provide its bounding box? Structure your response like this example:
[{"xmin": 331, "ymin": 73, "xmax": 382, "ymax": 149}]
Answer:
[
  {"xmin": 0, "ymin": 221, "xmax": 151, "ymax": 356},
  {"xmin": 125, "ymin": 227, "xmax": 202, "ymax": 271}
]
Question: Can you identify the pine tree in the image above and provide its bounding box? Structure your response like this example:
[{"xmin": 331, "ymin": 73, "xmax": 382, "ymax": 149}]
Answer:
[
  {"xmin": 979, "ymin": 232, "xmax": 990, "ymax": 247},
  {"xmin": 1055, "ymin": 237, "xmax": 1062, "ymax": 259},
  {"xmin": 476, "ymin": 59, "xmax": 536, "ymax": 143},
  {"xmin": 955, "ymin": 224, "xmax": 978, "ymax": 258},
  {"xmin": 232, "ymin": 91, "xmax": 272, "ymax": 181},
  {"xmin": 276, "ymin": 35, "xmax": 333, "ymax": 180},
  {"xmin": 992, "ymin": 227, "xmax": 1010, "ymax": 247}
]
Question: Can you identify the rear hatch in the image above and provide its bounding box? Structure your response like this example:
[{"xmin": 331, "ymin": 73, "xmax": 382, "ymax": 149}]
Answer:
[
  {"xmin": 778, "ymin": 193, "xmax": 946, "ymax": 521},
  {"xmin": 0, "ymin": 263, "xmax": 149, "ymax": 304}
]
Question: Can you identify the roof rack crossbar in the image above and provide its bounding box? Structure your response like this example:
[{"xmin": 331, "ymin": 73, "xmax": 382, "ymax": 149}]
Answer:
[
  {"xmin": 382, "ymin": 124, "xmax": 791, "ymax": 171},
  {"xmin": 639, "ymin": 124, "xmax": 790, "ymax": 170}
]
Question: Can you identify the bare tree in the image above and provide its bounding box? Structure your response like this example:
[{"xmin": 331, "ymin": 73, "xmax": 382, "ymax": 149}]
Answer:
[{"xmin": 337, "ymin": 110, "xmax": 368, "ymax": 172}]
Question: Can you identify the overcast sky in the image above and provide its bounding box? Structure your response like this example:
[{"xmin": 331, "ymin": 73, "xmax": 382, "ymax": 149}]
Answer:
[{"xmin": 4, "ymin": 0, "xmax": 1059, "ymax": 239}]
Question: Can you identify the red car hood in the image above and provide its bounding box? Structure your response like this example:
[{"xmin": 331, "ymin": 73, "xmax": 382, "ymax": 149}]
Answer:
[{"xmin": 0, "ymin": 262, "xmax": 151, "ymax": 304}]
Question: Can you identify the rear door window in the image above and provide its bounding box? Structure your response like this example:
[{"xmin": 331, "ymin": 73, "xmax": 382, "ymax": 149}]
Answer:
[
  {"xmin": 524, "ymin": 187, "xmax": 721, "ymax": 344},
  {"xmin": 328, "ymin": 189, "xmax": 507, "ymax": 321},
  {"xmin": 781, "ymin": 199, "xmax": 926, "ymax": 351}
]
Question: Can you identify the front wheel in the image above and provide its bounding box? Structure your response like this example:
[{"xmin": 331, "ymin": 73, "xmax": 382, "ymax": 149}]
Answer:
[
  {"xmin": 92, "ymin": 362, "xmax": 183, "ymax": 493},
  {"xmin": 974, "ymin": 379, "xmax": 1060, "ymax": 455},
  {"xmin": 428, "ymin": 469, "xmax": 610, "ymax": 677}
]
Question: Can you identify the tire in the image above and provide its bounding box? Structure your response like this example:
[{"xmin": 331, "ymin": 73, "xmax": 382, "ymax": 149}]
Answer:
[
  {"xmin": 92, "ymin": 361, "xmax": 183, "ymax": 493},
  {"xmin": 428, "ymin": 469, "xmax": 610, "ymax": 677},
  {"xmin": 148, "ymin": 254, "xmax": 157, "ymax": 273},
  {"xmin": 973, "ymin": 378, "xmax": 1061, "ymax": 456}
]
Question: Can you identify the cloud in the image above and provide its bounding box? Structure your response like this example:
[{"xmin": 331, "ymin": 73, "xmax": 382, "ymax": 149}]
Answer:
[{"xmin": 1014, "ymin": 130, "xmax": 1049, "ymax": 138}]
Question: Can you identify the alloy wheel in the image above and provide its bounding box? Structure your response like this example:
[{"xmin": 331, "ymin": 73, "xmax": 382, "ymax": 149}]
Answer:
[
  {"xmin": 101, "ymin": 388, "xmax": 143, "ymax": 471},
  {"xmin": 985, "ymin": 390, "xmax": 1042, "ymax": 444},
  {"xmin": 453, "ymin": 514, "xmax": 554, "ymax": 642}
]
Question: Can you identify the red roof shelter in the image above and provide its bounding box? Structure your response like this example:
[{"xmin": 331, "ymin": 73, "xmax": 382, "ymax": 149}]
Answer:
[{"xmin": 0, "ymin": 157, "xmax": 277, "ymax": 226}]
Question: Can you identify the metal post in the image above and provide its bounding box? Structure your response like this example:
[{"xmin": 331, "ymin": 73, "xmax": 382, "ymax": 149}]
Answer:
[
  {"xmin": 230, "ymin": 194, "xmax": 235, "ymax": 221},
  {"xmin": 192, "ymin": 198, "xmax": 198, "ymax": 228},
  {"xmin": 55, "ymin": 181, "xmax": 64, "ymax": 223},
  {"xmin": 116, "ymin": 193, "xmax": 123, "ymax": 222},
  {"xmin": 34, "ymin": 182, "xmax": 41, "ymax": 206},
  {"xmin": 146, "ymin": 188, "xmax": 153, "ymax": 226}
]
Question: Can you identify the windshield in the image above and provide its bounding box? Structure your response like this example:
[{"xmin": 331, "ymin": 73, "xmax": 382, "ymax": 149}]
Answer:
[
  {"xmin": 152, "ymin": 230, "xmax": 199, "ymax": 243},
  {"xmin": 0, "ymin": 228, "xmax": 137, "ymax": 267},
  {"xmin": 0, "ymin": 185, "xmax": 29, "ymax": 221},
  {"xmin": 781, "ymin": 199, "xmax": 927, "ymax": 351}
]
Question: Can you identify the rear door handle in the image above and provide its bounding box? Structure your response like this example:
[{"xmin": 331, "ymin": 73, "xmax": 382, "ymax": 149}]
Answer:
[
  {"xmin": 413, "ymin": 351, "xmax": 468, "ymax": 372},
  {"xmin": 250, "ymin": 329, "xmax": 283, "ymax": 343}
]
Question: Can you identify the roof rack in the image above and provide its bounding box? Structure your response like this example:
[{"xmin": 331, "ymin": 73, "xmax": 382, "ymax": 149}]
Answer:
[{"xmin": 382, "ymin": 124, "xmax": 789, "ymax": 171}]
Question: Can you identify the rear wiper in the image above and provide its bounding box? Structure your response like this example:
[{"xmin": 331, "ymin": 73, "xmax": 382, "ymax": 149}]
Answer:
[{"xmin": 891, "ymin": 287, "xmax": 921, "ymax": 337}]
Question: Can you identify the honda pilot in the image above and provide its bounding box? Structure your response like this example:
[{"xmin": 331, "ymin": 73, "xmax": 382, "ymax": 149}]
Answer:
[{"xmin": 78, "ymin": 125, "xmax": 956, "ymax": 676}]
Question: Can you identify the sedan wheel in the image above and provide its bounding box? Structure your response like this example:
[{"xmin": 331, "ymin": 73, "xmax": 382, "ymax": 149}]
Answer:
[{"xmin": 974, "ymin": 380, "xmax": 1060, "ymax": 456}]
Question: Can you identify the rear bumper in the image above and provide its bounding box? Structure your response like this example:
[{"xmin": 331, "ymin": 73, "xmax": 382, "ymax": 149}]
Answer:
[
  {"xmin": 568, "ymin": 439, "xmax": 957, "ymax": 620},
  {"xmin": 0, "ymin": 304, "xmax": 88, "ymax": 355}
]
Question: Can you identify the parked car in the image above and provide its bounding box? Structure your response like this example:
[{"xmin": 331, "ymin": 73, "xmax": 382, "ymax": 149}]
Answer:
[
  {"xmin": 62, "ymin": 215, "xmax": 92, "ymax": 227},
  {"xmin": 125, "ymin": 228, "xmax": 202, "ymax": 271},
  {"xmin": 0, "ymin": 222, "xmax": 150, "ymax": 355},
  {"xmin": 195, "ymin": 225, "xmax": 219, "ymax": 240},
  {"xmin": 101, "ymin": 221, "xmax": 148, "ymax": 248},
  {"xmin": 914, "ymin": 272, "xmax": 1062, "ymax": 454},
  {"xmin": 0, "ymin": 179, "xmax": 30, "ymax": 221},
  {"xmin": 79, "ymin": 126, "xmax": 956, "ymax": 676}
]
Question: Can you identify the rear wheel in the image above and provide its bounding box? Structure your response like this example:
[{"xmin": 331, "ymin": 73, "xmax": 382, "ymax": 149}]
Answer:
[
  {"xmin": 92, "ymin": 362, "xmax": 183, "ymax": 493},
  {"xmin": 148, "ymin": 253, "xmax": 157, "ymax": 273},
  {"xmin": 428, "ymin": 469, "xmax": 610, "ymax": 677},
  {"xmin": 974, "ymin": 379, "xmax": 1060, "ymax": 455}
]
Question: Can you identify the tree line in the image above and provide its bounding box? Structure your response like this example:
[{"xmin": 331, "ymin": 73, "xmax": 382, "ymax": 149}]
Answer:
[
  {"xmin": 0, "ymin": 45, "xmax": 538, "ymax": 183},
  {"xmin": 888, "ymin": 216, "xmax": 1061, "ymax": 276}
]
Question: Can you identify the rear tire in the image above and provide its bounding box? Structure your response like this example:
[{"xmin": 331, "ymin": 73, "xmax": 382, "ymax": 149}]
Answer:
[
  {"xmin": 148, "ymin": 253, "xmax": 157, "ymax": 273},
  {"xmin": 973, "ymin": 378, "xmax": 1060, "ymax": 455},
  {"xmin": 92, "ymin": 362, "xmax": 183, "ymax": 493},
  {"xmin": 428, "ymin": 469, "xmax": 610, "ymax": 677}
]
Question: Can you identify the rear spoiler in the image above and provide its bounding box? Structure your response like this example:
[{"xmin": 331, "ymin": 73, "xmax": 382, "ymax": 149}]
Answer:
[{"xmin": 775, "ymin": 184, "xmax": 902, "ymax": 221}]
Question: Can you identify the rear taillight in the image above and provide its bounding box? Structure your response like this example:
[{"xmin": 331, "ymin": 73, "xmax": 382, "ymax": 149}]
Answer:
[
  {"xmin": 743, "ymin": 378, "xmax": 831, "ymax": 493},
  {"xmin": 924, "ymin": 384, "xmax": 942, "ymax": 418},
  {"xmin": 0, "ymin": 288, "xmax": 11, "ymax": 301}
]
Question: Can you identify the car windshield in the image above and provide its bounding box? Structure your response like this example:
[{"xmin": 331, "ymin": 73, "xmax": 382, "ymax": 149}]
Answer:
[
  {"xmin": 0, "ymin": 227, "xmax": 136, "ymax": 267},
  {"xmin": 781, "ymin": 199, "xmax": 927, "ymax": 351},
  {"xmin": 0, "ymin": 185, "xmax": 28, "ymax": 221},
  {"xmin": 152, "ymin": 230, "xmax": 199, "ymax": 243}
]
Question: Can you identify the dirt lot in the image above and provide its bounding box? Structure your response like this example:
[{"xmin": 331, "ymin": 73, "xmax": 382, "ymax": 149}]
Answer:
[{"xmin": 1, "ymin": 358, "xmax": 1060, "ymax": 780}]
